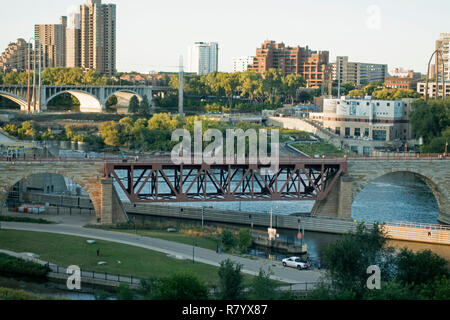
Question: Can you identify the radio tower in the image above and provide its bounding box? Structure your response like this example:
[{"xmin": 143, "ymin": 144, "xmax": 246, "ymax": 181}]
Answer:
[{"xmin": 178, "ymin": 55, "xmax": 184, "ymax": 116}]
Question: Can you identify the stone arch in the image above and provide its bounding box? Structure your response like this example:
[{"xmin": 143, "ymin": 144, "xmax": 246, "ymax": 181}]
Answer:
[
  {"xmin": 0, "ymin": 164, "xmax": 104, "ymax": 220},
  {"xmin": 46, "ymin": 90, "xmax": 103, "ymax": 113},
  {"xmin": 0, "ymin": 91, "xmax": 28, "ymax": 109},
  {"xmin": 350, "ymin": 169, "xmax": 444, "ymax": 221}
]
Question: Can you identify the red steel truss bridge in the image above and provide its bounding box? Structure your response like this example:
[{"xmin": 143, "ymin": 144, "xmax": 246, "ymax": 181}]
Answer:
[{"xmin": 104, "ymin": 158, "xmax": 347, "ymax": 203}]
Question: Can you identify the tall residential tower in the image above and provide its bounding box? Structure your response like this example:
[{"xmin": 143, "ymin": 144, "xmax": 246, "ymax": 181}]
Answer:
[
  {"xmin": 80, "ymin": 0, "xmax": 116, "ymax": 76},
  {"xmin": 188, "ymin": 42, "xmax": 219, "ymax": 75}
]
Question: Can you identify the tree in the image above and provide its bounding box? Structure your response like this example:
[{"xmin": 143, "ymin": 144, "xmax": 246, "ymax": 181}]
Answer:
[
  {"xmin": 394, "ymin": 248, "xmax": 449, "ymax": 286},
  {"xmin": 139, "ymin": 95, "xmax": 150, "ymax": 117},
  {"xmin": 283, "ymin": 74, "xmax": 307, "ymax": 105},
  {"xmin": 221, "ymin": 230, "xmax": 236, "ymax": 251},
  {"xmin": 247, "ymin": 268, "xmax": 278, "ymax": 300},
  {"xmin": 154, "ymin": 273, "xmax": 209, "ymax": 300},
  {"xmin": 262, "ymin": 68, "xmax": 283, "ymax": 104},
  {"xmin": 99, "ymin": 121, "xmax": 120, "ymax": 146},
  {"xmin": 409, "ymin": 99, "xmax": 450, "ymax": 145},
  {"xmin": 340, "ymin": 82, "xmax": 356, "ymax": 96},
  {"xmin": 218, "ymin": 259, "xmax": 244, "ymax": 300},
  {"xmin": 323, "ymin": 223, "xmax": 394, "ymax": 298},
  {"xmin": 128, "ymin": 95, "xmax": 140, "ymax": 114},
  {"xmin": 239, "ymin": 71, "xmax": 262, "ymax": 102},
  {"xmin": 237, "ymin": 229, "xmax": 252, "ymax": 253},
  {"xmin": 348, "ymin": 89, "xmax": 364, "ymax": 97}
]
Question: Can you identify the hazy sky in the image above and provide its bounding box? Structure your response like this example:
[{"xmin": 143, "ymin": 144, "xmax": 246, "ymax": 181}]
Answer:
[{"xmin": 1, "ymin": 0, "xmax": 448, "ymax": 74}]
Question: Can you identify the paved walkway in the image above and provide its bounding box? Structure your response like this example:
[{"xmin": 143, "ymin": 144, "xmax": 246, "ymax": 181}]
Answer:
[{"xmin": 1, "ymin": 221, "xmax": 324, "ymax": 287}]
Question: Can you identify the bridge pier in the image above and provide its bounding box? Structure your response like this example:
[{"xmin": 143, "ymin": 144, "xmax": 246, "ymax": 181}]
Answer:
[
  {"xmin": 100, "ymin": 178, "xmax": 128, "ymax": 225},
  {"xmin": 312, "ymin": 177, "xmax": 353, "ymax": 219}
]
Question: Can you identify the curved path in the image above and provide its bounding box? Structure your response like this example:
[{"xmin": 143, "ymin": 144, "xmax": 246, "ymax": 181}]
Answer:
[{"xmin": 1, "ymin": 221, "xmax": 323, "ymax": 287}]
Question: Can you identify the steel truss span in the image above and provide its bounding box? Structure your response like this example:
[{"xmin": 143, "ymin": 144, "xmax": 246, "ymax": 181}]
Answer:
[{"xmin": 105, "ymin": 160, "xmax": 347, "ymax": 203}]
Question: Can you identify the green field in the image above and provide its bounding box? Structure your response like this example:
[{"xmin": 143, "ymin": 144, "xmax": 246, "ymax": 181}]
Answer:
[
  {"xmin": 113, "ymin": 229, "xmax": 220, "ymax": 251},
  {"xmin": 293, "ymin": 141, "xmax": 349, "ymax": 157},
  {"xmin": 0, "ymin": 230, "xmax": 256, "ymax": 286}
]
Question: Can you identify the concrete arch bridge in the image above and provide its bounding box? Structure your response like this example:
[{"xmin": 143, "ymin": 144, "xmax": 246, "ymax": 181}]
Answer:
[{"xmin": 0, "ymin": 85, "xmax": 169, "ymax": 113}]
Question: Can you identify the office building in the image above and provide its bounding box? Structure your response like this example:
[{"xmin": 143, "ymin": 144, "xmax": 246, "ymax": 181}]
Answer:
[
  {"xmin": 247, "ymin": 40, "xmax": 329, "ymax": 88},
  {"xmin": 320, "ymin": 97, "xmax": 414, "ymax": 142},
  {"xmin": 436, "ymin": 33, "xmax": 450, "ymax": 81},
  {"xmin": 80, "ymin": 0, "xmax": 116, "ymax": 76},
  {"xmin": 331, "ymin": 56, "xmax": 388, "ymax": 86},
  {"xmin": 188, "ymin": 42, "xmax": 219, "ymax": 75},
  {"xmin": 35, "ymin": 17, "xmax": 67, "ymax": 68},
  {"xmin": 0, "ymin": 39, "xmax": 31, "ymax": 73},
  {"xmin": 231, "ymin": 56, "xmax": 254, "ymax": 72}
]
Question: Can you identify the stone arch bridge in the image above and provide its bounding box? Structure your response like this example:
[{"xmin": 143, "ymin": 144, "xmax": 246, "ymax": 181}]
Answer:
[
  {"xmin": 0, "ymin": 158, "xmax": 448, "ymax": 225},
  {"xmin": 0, "ymin": 85, "xmax": 169, "ymax": 113}
]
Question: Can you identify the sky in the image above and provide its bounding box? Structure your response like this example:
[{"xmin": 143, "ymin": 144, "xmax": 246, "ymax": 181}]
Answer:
[{"xmin": 0, "ymin": 0, "xmax": 448, "ymax": 74}]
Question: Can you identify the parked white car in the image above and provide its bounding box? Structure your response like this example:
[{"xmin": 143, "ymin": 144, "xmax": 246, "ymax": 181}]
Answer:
[{"xmin": 282, "ymin": 257, "xmax": 308, "ymax": 270}]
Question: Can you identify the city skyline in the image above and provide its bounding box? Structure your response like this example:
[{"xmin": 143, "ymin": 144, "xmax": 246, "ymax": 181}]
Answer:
[{"xmin": 0, "ymin": 0, "xmax": 449, "ymax": 74}]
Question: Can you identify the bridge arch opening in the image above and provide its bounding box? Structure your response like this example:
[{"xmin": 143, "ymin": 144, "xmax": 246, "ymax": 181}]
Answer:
[
  {"xmin": 105, "ymin": 91, "xmax": 143, "ymax": 114},
  {"xmin": 0, "ymin": 92, "xmax": 27, "ymax": 110},
  {"xmin": 351, "ymin": 171, "xmax": 440, "ymax": 224},
  {"xmin": 46, "ymin": 90, "xmax": 103, "ymax": 113},
  {"xmin": 46, "ymin": 92, "xmax": 81, "ymax": 112},
  {"xmin": 1, "ymin": 173, "xmax": 99, "ymax": 221}
]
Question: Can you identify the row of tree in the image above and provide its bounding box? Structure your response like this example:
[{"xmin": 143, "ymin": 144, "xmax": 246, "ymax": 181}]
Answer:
[
  {"xmin": 410, "ymin": 98, "xmax": 450, "ymax": 153},
  {"xmin": 0, "ymin": 68, "xmax": 116, "ymax": 86},
  {"xmin": 168, "ymin": 69, "xmax": 309, "ymax": 107}
]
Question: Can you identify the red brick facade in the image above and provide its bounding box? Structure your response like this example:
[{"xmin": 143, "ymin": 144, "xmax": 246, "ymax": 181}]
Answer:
[{"xmin": 248, "ymin": 40, "xmax": 330, "ymax": 88}]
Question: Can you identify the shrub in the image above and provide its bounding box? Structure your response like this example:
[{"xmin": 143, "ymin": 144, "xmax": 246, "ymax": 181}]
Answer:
[
  {"xmin": 154, "ymin": 273, "xmax": 209, "ymax": 300},
  {"xmin": 0, "ymin": 254, "xmax": 49, "ymax": 278}
]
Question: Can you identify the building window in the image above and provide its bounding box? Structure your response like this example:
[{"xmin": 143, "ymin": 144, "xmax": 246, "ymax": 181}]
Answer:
[
  {"xmin": 345, "ymin": 127, "xmax": 350, "ymax": 137},
  {"xmin": 354, "ymin": 128, "xmax": 361, "ymax": 136},
  {"xmin": 335, "ymin": 127, "xmax": 341, "ymax": 135},
  {"xmin": 373, "ymin": 130, "xmax": 387, "ymax": 141},
  {"xmin": 364, "ymin": 128, "xmax": 369, "ymax": 137}
]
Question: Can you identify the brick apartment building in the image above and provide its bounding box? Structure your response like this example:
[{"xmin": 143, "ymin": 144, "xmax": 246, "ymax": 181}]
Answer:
[
  {"xmin": 384, "ymin": 68, "xmax": 421, "ymax": 91},
  {"xmin": 247, "ymin": 40, "xmax": 330, "ymax": 88}
]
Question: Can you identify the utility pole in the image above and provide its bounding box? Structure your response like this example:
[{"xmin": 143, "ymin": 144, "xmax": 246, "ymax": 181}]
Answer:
[
  {"xmin": 178, "ymin": 55, "xmax": 184, "ymax": 116},
  {"xmin": 26, "ymin": 40, "xmax": 32, "ymax": 113},
  {"xmin": 32, "ymin": 40, "xmax": 36, "ymax": 113},
  {"xmin": 37, "ymin": 39, "xmax": 41, "ymax": 113}
]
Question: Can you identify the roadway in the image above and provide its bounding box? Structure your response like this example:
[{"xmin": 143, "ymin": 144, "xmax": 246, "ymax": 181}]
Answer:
[{"xmin": 1, "ymin": 218, "xmax": 323, "ymax": 286}]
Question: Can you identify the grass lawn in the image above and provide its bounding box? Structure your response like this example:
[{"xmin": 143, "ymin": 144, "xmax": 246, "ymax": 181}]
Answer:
[
  {"xmin": 0, "ymin": 230, "xmax": 256, "ymax": 287},
  {"xmin": 293, "ymin": 141, "xmax": 348, "ymax": 157},
  {"xmin": 110, "ymin": 229, "xmax": 219, "ymax": 252}
]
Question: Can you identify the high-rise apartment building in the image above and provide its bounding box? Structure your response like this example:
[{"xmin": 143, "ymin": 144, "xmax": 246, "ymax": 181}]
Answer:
[
  {"xmin": 331, "ymin": 56, "xmax": 387, "ymax": 86},
  {"xmin": 80, "ymin": 0, "xmax": 116, "ymax": 77},
  {"xmin": 231, "ymin": 56, "xmax": 255, "ymax": 72},
  {"xmin": 66, "ymin": 13, "xmax": 81, "ymax": 68},
  {"xmin": 247, "ymin": 40, "xmax": 329, "ymax": 88},
  {"xmin": 436, "ymin": 33, "xmax": 450, "ymax": 81},
  {"xmin": 0, "ymin": 39, "xmax": 31, "ymax": 73},
  {"xmin": 35, "ymin": 17, "xmax": 67, "ymax": 68},
  {"xmin": 188, "ymin": 42, "xmax": 219, "ymax": 75}
]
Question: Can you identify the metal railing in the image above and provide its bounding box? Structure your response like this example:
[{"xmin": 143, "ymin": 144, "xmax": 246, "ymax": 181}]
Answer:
[
  {"xmin": 46, "ymin": 263, "xmax": 142, "ymax": 286},
  {"xmin": 386, "ymin": 221, "xmax": 450, "ymax": 231}
]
